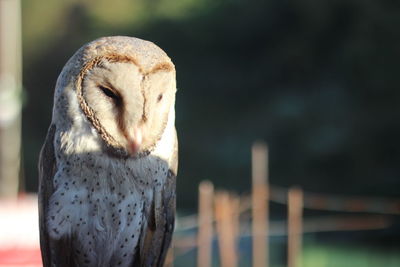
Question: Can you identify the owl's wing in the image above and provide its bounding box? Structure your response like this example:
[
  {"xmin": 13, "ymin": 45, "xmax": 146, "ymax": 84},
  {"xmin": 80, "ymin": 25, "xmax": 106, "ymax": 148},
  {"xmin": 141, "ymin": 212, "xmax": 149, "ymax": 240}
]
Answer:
[
  {"xmin": 38, "ymin": 124, "xmax": 57, "ymax": 267},
  {"xmin": 38, "ymin": 125, "xmax": 74, "ymax": 267},
  {"xmin": 139, "ymin": 130, "xmax": 178, "ymax": 267}
]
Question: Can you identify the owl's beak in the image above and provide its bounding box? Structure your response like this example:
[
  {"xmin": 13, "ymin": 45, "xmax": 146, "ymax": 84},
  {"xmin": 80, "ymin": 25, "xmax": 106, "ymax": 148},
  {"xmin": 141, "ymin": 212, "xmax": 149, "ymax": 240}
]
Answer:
[{"xmin": 128, "ymin": 127, "xmax": 142, "ymax": 156}]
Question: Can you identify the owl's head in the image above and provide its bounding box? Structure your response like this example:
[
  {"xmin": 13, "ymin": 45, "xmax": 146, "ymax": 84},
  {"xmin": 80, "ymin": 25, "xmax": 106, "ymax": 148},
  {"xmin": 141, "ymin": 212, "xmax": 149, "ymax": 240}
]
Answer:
[{"xmin": 54, "ymin": 37, "xmax": 176, "ymax": 158}]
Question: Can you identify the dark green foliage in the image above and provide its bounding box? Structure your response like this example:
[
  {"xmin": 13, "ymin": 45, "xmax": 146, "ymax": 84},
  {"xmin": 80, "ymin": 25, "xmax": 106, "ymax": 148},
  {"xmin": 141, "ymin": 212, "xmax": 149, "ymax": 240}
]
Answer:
[{"xmin": 23, "ymin": 0, "xmax": 400, "ymax": 211}]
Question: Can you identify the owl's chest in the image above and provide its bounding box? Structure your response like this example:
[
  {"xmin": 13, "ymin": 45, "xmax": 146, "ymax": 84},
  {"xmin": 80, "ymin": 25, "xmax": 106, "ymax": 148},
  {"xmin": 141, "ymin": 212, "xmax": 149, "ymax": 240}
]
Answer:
[{"xmin": 48, "ymin": 155, "xmax": 167, "ymax": 265}]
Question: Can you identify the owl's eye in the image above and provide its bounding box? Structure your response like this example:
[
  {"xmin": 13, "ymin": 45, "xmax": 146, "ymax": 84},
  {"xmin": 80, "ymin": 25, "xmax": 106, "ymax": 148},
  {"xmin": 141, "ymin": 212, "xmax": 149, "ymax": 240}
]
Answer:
[
  {"xmin": 98, "ymin": 85, "xmax": 120, "ymax": 102},
  {"xmin": 157, "ymin": 93, "xmax": 163, "ymax": 102}
]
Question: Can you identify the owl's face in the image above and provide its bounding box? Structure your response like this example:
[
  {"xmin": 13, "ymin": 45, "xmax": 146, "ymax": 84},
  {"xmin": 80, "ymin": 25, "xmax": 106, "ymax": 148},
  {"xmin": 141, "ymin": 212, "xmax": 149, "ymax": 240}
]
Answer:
[{"xmin": 76, "ymin": 55, "xmax": 176, "ymax": 158}]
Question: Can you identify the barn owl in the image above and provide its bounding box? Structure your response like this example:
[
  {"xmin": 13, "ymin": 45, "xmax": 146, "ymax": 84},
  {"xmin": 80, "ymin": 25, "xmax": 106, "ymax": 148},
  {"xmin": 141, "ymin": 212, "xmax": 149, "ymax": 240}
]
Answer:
[{"xmin": 38, "ymin": 36, "xmax": 178, "ymax": 267}]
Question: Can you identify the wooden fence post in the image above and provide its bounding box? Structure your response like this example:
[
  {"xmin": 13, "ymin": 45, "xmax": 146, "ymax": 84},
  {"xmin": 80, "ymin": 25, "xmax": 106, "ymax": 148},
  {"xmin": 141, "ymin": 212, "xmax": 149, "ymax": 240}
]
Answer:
[
  {"xmin": 288, "ymin": 187, "xmax": 303, "ymax": 267},
  {"xmin": 0, "ymin": 0, "xmax": 22, "ymax": 198},
  {"xmin": 252, "ymin": 142, "xmax": 269, "ymax": 267},
  {"xmin": 215, "ymin": 191, "xmax": 238, "ymax": 267},
  {"xmin": 197, "ymin": 181, "xmax": 214, "ymax": 267},
  {"xmin": 165, "ymin": 241, "xmax": 174, "ymax": 267}
]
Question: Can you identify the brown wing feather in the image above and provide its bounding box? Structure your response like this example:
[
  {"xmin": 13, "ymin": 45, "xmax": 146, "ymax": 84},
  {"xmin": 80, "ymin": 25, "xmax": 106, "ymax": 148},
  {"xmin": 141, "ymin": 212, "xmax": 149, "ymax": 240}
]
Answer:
[
  {"xmin": 139, "ymin": 131, "xmax": 178, "ymax": 267},
  {"xmin": 38, "ymin": 125, "xmax": 75, "ymax": 267}
]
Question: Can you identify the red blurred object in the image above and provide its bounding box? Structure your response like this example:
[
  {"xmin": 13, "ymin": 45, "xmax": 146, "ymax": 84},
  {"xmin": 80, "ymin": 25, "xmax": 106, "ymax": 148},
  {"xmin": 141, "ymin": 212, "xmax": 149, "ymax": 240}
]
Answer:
[
  {"xmin": 0, "ymin": 248, "xmax": 42, "ymax": 266},
  {"xmin": 0, "ymin": 195, "xmax": 42, "ymax": 266}
]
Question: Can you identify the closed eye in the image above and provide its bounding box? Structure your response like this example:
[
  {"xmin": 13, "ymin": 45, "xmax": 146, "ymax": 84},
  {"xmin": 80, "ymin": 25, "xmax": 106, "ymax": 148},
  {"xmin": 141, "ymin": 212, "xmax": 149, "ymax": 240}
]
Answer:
[{"xmin": 98, "ymin": 85, "xmax": 121, "ymax": 102}]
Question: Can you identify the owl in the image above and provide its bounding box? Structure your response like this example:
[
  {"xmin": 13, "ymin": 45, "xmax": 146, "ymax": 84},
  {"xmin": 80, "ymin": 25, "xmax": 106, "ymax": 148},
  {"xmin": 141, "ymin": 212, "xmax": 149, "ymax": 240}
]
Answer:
[{"xmin": 38, "ymin": 36, "xmax": 178, "ymax": 267}]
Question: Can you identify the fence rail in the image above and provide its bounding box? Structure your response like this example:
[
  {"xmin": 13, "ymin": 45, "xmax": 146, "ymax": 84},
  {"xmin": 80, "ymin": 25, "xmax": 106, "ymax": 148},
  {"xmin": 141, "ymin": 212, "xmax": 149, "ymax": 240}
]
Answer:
[{"xmin": 171, "ymin": 142, "xmax": 399, "ymax": 267}]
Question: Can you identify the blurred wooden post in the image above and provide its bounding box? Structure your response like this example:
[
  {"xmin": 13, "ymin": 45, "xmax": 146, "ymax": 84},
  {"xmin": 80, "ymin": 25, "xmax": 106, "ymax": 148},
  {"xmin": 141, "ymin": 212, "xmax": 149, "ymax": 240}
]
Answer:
[
  {"xmin": 197, "ymin": 181, "xmax": 214, "ymax": 267},
  {"xmin": 215, "ymin": 191, "xmax": 238, "ymax": 267},
  {"xmin": 165, "ymin": 241, "xmax": 174, "ymax": 267},
  {"xmin": 231, "ymin": 195, "xmax": 240, "ymax": 243},
  {"xmin": 0, "ymin": 0, "xmax": 23, "ymax": 197},
  {"xmin": 288, "ymin": 187, "xmax": 303, "ymax": 267},
  {"xmin": 252, "ymin": 142, "xmax": 269, "ymax": 267}
]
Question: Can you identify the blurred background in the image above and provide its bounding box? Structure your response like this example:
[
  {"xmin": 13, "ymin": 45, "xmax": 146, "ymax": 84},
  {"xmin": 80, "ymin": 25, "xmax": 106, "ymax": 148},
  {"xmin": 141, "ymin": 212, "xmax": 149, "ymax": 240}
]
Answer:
[{"xmin": 1, "ymin": 0, "xmax": 400, "ymax": 266}]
